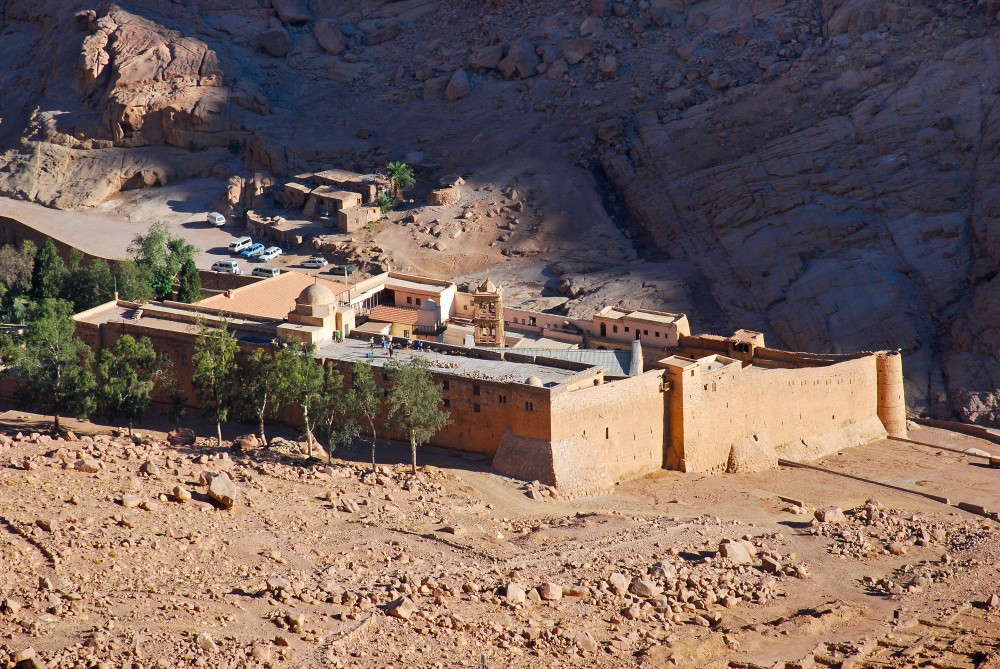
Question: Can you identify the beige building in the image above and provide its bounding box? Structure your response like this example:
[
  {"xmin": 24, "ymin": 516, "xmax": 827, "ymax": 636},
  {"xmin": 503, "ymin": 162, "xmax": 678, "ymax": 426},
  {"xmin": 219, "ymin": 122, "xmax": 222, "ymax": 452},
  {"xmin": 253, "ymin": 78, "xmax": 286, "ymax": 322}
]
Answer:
[{"xmin": 63, "ymin": 269, "xmax": 907, "ymax": 496}]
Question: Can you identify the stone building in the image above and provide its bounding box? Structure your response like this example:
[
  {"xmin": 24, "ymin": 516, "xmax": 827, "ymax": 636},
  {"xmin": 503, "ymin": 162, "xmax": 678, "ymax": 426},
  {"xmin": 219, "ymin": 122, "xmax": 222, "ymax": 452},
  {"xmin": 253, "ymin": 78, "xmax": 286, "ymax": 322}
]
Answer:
[{"xmin": 66, "ymin": 270, "xmax": 908, "ymax": 496}]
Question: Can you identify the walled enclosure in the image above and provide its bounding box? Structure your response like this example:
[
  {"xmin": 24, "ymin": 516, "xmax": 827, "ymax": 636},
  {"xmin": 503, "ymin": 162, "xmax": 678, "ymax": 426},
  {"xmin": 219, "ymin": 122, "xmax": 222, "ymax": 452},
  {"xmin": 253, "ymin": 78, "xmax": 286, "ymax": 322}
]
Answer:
[
  {"xmin": 492, "ymin": 370, "xmax": 666, "ymax": 495},
  {"xmin": 665, "ymin": 353, "xmax": 889, "ymax": 473}
]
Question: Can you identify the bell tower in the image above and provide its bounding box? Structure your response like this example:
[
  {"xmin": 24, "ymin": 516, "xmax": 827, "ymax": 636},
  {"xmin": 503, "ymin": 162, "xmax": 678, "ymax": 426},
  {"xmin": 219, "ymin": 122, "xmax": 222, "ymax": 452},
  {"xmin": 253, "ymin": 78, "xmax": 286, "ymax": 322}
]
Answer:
[{"xmin": 473, "ymin": 277, "xmax": 505, "ymax": 347}]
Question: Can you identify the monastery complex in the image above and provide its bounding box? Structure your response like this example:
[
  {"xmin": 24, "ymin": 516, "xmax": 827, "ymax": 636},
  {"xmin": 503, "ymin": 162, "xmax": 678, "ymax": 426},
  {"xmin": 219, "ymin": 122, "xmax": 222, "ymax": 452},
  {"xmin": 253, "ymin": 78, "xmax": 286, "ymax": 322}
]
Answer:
[{"xmin": 71, "ymin": 269, "xmax": 907, "ymax": 495}]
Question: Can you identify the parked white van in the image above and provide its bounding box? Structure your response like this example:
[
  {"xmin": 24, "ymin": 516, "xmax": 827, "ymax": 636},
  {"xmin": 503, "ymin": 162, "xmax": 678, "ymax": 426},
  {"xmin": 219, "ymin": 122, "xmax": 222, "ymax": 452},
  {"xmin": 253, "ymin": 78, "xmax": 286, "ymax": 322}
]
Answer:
[
  {"xmin": 206, "ymin": 212, "xmax": 226, "ymax": 227},
  {"xmin": 251, "ymin": 266, "xmax": 280, "ymax": 278},
  {"xmin": 228, "ymin": 236, "xmax": 252, "ymax": 254},
  {"xmin": 211, "ymin": 260, "xmax": 242, "ymax": 274}
]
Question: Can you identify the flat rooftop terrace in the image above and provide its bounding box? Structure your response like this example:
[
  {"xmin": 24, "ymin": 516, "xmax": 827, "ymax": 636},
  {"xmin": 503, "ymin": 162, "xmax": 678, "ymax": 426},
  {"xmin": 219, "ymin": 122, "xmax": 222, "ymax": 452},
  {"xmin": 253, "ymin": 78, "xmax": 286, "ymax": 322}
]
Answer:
[
  {"xmin": 75, "ymin": 302, "xmax": 277, "ymax": 345},
  {"xmin": 315, "ymin": 337, "xmax": 587, "ymax": 387},
  {"xmin": 599, "ymin": 307, "xmax": 683, "ymax": 325}
]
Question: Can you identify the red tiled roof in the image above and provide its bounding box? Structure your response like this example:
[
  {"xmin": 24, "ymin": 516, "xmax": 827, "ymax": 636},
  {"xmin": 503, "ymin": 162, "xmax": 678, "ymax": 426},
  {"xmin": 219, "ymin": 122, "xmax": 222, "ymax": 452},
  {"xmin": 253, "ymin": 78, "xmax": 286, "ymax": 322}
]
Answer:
[
  {"xmin": 368, "ymin": 305, "xmax": 420, "ymax": 326},
  {"xmin": 197, "ymin": 272, "xmax": 348, "ymax": 320}
]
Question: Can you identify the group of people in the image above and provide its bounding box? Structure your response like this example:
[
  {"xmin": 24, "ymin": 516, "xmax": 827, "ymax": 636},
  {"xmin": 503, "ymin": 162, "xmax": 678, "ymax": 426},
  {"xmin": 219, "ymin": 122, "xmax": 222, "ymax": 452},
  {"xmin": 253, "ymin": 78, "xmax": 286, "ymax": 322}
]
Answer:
[{"xmin": 368, "ymin": 335, "xmax": 428, "ymax": 358}]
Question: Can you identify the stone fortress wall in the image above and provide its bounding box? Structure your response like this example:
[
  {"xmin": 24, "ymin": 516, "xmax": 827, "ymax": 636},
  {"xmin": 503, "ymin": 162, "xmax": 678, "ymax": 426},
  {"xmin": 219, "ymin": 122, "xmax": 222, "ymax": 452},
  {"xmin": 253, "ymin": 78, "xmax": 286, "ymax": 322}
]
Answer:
[{"xmin": 55, "ymin": 275, "xmax": 910, "ymax": 496}]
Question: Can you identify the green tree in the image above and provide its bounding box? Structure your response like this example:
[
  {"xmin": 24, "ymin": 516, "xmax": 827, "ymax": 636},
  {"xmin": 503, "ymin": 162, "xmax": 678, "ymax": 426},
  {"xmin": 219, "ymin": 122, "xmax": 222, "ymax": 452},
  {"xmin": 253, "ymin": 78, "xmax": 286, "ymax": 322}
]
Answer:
[
  {"xmin": 317, "ymin": 364, "xmax": 357, "ymax": 463},
  {"xmin": 63, "ymin": 258, "xmax": 116, "ymax": 312},
  {"xmin": 285, "ymin": 343, "xmax": 327, "ymax": 459},
  {"xmin": 386, "ymin": 358, "xmax": 450, "ymax": 474},
  {"xmin": 0, "ymin": 240, "xmax": 36, "ymax": 294},
  {"xmin": 351, "ymin": 361, "xmax": 382, "ymax": 471},
  {"xmin": 241, "ymin": 346, "xmax": 295, "ymax": 445},
  {"xmin": 374, "ymin": 191, "xmax": 394, "ymax": 216},
  {"xmin": 385, "ymin": 161, "xmax": 415, "ymax": 202},
  {"xmin": 97, "ymin": 334, "xmax": 160, "ymax": 436},
  {"xmin": 191, "ymin": 318, "xmax": 239, "ymax": 446},
  {"xmin": 129, "ymin": 222, "xmax": 196, "ymax": 300},
  {"xmin": 30, "ymin": 238, "xmax": 67, "ymax": 302},
  {"xmin": 176, "ymin": 257, "xmax": 202, "ymax": 303},
  {"xmin": 114, "ymin": 260, "xmax": 154, "ymax": 303},
  {"xmin": 1, "ymin": 291, "xmax": 27, "ymax": 324},
  {"xmin": 2, "ymin": 299, "xmax": 97, "ymax": 432}
]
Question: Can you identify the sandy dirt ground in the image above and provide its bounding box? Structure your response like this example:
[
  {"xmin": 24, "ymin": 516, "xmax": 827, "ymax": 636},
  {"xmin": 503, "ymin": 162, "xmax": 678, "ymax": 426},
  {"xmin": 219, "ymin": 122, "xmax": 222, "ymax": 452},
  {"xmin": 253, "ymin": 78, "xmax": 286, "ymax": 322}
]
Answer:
[{"xmin": 0, "ymin": 407, "xmax": 998, "ymax": 669}]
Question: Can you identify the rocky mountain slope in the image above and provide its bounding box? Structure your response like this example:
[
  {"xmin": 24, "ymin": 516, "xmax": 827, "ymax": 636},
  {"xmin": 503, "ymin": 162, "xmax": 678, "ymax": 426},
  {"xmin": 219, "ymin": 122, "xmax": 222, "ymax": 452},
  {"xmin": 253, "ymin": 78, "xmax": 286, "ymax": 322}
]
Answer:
[{"xmin": 1, "ymin": 0, "xmax": 999, "ymax": 422}]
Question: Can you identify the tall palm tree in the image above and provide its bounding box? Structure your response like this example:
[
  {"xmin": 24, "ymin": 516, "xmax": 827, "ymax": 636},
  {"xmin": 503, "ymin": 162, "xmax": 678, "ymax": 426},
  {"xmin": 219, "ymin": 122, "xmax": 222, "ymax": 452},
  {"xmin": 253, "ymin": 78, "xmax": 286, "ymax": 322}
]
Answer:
[{"xmin": 385, "ymin": 161, "xmax": 415, "ymax": 202}]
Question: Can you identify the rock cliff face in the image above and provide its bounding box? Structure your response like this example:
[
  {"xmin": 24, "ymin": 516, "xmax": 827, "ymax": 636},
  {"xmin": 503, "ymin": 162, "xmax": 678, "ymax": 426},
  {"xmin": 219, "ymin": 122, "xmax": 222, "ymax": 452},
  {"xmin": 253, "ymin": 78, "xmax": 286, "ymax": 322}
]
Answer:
[{"xmin": 1, "ymin": 0, "xmax": 1000, "ymax": 423}]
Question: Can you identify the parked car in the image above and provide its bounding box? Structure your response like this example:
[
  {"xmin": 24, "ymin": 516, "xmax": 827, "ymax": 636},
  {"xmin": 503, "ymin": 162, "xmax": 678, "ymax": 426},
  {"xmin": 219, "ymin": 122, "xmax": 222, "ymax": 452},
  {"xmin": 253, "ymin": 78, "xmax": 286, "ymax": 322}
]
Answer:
[
  {"xmin": 258, "ymin": 246, "xmax": 282, "ymax": 261},
  {"xmin": 251, "ymin": 266, "xmax": 280, "ymax": 278},
  {"xmin": 300, "ymin": 256, "xmax": 329, "ymax": 269},
  {"xmin": 206, "ymin": 212, "xmax": 226, "ymax": 227},
  {"xmin": 228, "ymin": 236, "xmax": 252, "ymax": 254},
  {"xmin": 329, "ymin": 264, "xmax": 357, "ymax": 276},
  {"xmin": 241, "ymin": 243, "xmax": 267, "ymax": 259},
  {"xmin": 211, "ymin": 260, "xmax": 242, "ymax": 274}
]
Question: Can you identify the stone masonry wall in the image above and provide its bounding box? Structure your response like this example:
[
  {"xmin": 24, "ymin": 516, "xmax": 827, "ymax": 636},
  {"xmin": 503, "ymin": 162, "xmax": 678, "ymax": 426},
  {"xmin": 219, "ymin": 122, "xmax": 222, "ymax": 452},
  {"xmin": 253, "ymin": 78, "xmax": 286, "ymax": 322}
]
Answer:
[{"xmin": 667, "ymin": 355, "xmax": 885, "ymax": 473}]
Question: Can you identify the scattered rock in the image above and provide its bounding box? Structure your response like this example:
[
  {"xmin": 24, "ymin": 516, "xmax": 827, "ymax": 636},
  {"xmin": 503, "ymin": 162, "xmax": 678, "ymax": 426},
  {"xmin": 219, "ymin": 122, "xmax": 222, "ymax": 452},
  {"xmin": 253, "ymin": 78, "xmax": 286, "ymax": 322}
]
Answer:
[
  {"xmin": 388, "ymin": 596, "xmax": 417, "ymax": 619},
  {"xmin": 315, "ymin": 19, "xmax": 347, "ymax": 56},
  {"xmin": 539, "ymin": 583, "xmax": 562, "ymax": 600},
  {"xmin": 74, "ymin": 459, "xmax": 101, "ymax": 473},
  {"xmin": 167, "ymin": 428, "xmax": 196, "ymax": 447},
  {"xmin": 139, "ymin": 460, "xmax": 160, "ymax": 477},
  {"xmin": 232, "ymin": 434, "xmax": 260, "ymax": 451},
  {"xmin": 815, "ymin": 506, "xmax": 846, "ymax": 523},
  {"xmin": 445, "ymin": 69, "xmax": 471, "ymax": 102},
  {"xmin": 195, "ymin": 632, "xmax": 217, "ymax": 653},
  {"xmin": 719, "ymin": 540, "xmax": 755, "ymax": 564},
  {"xmin": 260, "ymin": 26, "xmax": 293, "ymax": 58},
  {"xmin": 629, "ymin": 578, "xmax": 661, "ymax": 599},
  {"xmin": 172, "ymin": 486, "xmax": 192, "ymax": 503},
  {"xmin": 208, "ymin": 473, "xmax": 238, "ymax": 509},
  {"xmin": 506, "ymin": 583, "xmax": 526, "ymax": 605},
  {"xmin": 121, "ymin": 495, "xmax": 142, "ymax": 509}
]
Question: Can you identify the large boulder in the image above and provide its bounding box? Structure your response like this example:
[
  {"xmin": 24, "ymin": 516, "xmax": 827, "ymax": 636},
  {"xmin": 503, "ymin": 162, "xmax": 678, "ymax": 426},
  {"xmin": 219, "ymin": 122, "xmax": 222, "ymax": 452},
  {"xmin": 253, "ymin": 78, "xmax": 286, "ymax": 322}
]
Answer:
[
  {"xmin": 272, "ymin": 0, "xmax": 311, "ymax": 24},
  {"xmin": 445, "ymin": 70, "xmax": 470, "ymax": 102},
  {"xmin": 167, "ymin": 427, "xmax": 196, "ymax": 446},
  {"xmin": 208, "ymin": 473, "xmax": 238, "ymax": 509},
  {"xmin": 497, "ymin": 39, "xmax": 539, "ymax": 79},
  {"xmin": 315, "ymin": 19, "xmax": 347, "ymax": 56},
  {"xmin": 260, "ymin": 26, "xmax": 293, "ymax": 57},
  {"xmin": 470, "ymin": 44, "xmax": 504, "ymax": 70}
]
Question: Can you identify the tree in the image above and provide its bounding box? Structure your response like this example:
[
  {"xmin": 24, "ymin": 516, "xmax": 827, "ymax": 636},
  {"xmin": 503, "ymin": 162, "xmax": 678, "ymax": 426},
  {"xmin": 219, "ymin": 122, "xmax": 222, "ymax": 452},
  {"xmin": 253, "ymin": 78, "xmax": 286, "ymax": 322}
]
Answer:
[
  {"xmin": 63, "ymin": 258, "xmax": 116, "ymax": 312},
  {"xmin": 317, "ymin": 364, "xmax": 358, "ymax": 464},
  {"xmin": 96, "ymin": 334, "xmax": 160, "ymax": 436},
  {"xmin": 241, "ymin": 346, "xmax": 295, "ymax": 446},
  {"xmin": 176, "ymin": 257, "xmax": 202, "ymax": 303},
  {"xmin": 129, "ymin": 222, "xmax": 196, "ymax": 300},
  {"xmin": 2, "ymin": 299, "xmax": 97, "ymax": 432},
  {"xmin": 385, "ymin": 161, "xmax": 415, "ymax": 202},
  {"xmin": 374, "ymin": 191, "xmax": 394, "ymax": 216},
  {"xmin": 0, "ymin": 240, "xmax": 35, "ymax": 294},
  {"xmin": 386, "ymin": 358, "xmax": 450, "ymax": 474},
  {"xmin": 284, "ymin": 344, "xmax": 327, "ymax": 459},
  {"xmin": 114, "ymin": 260, "xmax": 154, "ymax": 303},
  {"xmin": 191, "ymin": 318, "xmax": 239, "ymax": 446},
  {"xmin": 351, "ymin": 361, "xmax": 382, "ymax": 471},
  {"xmin": 30, "ymin": 238, "xmax": 67, "ymax": 302}
]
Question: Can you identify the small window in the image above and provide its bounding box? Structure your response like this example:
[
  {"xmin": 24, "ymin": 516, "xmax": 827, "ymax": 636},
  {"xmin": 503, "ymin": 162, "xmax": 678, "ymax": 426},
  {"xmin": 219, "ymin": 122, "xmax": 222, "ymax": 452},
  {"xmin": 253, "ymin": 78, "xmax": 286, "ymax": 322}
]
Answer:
[
  {"xmin": 655, "ymin": 331, "xmax": 660, "ymax": 337},
  {"xmin": 416, "ymin": 298, "xmax": 421, "ymax": 306},
  {"xmin": 644, "ymin": 329, "xmax": 649, "ymax": 336},
  {"xmin": 181, "ymin": 355, "xmax": 189, "ymax": 366},
  {"xmin": 529, "ymin": 317, "xmax": 536, "ymax": 326},
  {"xmin": 605, "ymin": 427, "xmax": 609, "ymax": 439},
  {"xmin": 443, "ymin": 398, "xmax": 451, "ymax": 408},
  {"xmin": 624, "ymin": 326, "xmax": 629, "ymax": 332},
  {"xmin": 525, "ymin": 401, "xmax": 534, "ymax": 412},
  {"xmin": 498, "ymin": 394, "xmax": 507, "ymax": 404},
  {"xmin": 473, "ymin": 404, "xmax": 481, "ymax": 413},
  {"xmin": 443, "ymin": 380, "xmax": 450, "ymax": 391},
  {"xmin": 161, "ymin": 352, "xmax": 171, "ymax": 365},
  {"xmin": 403, "ymin": 330, "xmax": 410, "ymax": 338},
  {"xmin": 612, "ymin": 325, "xmax": 618, "ymax": 333},
  {"xmin": 406, "ymin": 296, "xmax": 413, "ymax": 304},
  {"xmin": 473, "ymin": 384, "xmax": 481, "ymax": 396}
]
